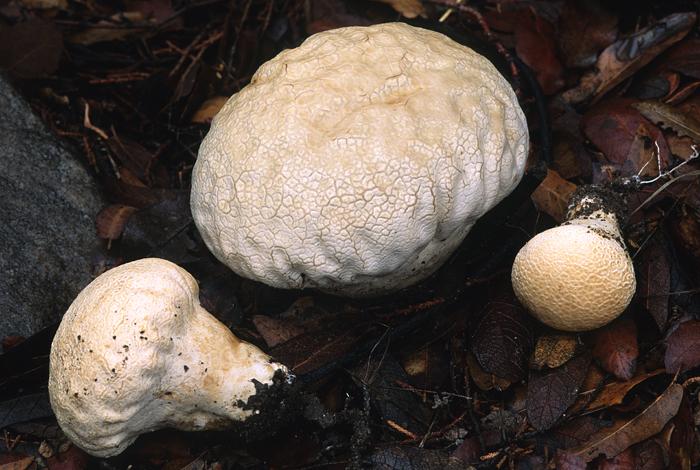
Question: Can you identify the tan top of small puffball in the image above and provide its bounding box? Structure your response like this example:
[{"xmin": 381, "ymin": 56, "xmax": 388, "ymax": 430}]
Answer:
[
  {"xmin": 191, "ymin": 22, "xmax": 528, "ymax": 297},
  {"xmin": 511, "ymin": 222, "xmax": 636, "ymax": 332}
]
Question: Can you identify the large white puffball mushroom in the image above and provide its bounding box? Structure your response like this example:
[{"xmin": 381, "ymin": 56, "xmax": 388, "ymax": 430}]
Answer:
[
  {"xmin": 511, "ymin": 188, "xmax": 636, "ymax": 332},
  {"xmin": 49, "ymin": 258, "xmax": 289, "ymax": 458},
  {"xmin": 191, "ymin": 22, "xmax": 529, "ymax": 297}
]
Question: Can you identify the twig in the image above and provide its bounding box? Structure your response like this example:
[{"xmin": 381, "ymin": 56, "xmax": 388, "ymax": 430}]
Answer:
[{"xmin": 83, "ymin": 102, "xmax": 109, "ymax": 140}]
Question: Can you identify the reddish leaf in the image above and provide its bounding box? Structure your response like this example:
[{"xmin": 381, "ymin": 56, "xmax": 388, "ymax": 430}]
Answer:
[
  {"xmin": 564, "ymin": 383, "xmax": 683, "ymax": 463},
  {"xmin": 527, "ymin": 352, "xmax": 591, "ymax": 431},
  {"xmin": 581, "ymin": 98, "xmax": 671, "ymax": 171},
  {"xmin": 514, "ymin": 10, "xmax": 564, "ymax": 95},
  {"xmin": 663, "ymin": 38, "xmax": 700, "ymax": 79},
  {"xmin": 635, "ymin": 240, "xmax": 671, "ymax": 331},
  {"xmin": 633, "ymin": 440, "xmax": 666, "ymax": 470},
  {"xmin": 558, "ymin": 0, "xmax": 618, "ymax": 68},
  {"xmin": 471, "ymin": 300, "xmax": 533, "ymax": 382},
  {"xmin": 47, "ymin": 445, "xmax": 89, "ymax": 470},
  {"xmin": 591, "ymin": 317, "xmax": 638, "ymax": 380},
  {"xmin": 270, "ymin": 315, "xmax": 378, "ymax": 375},
  {"xmin": 598, "ymin": 447, "xmax": 635, "ymax": 470},
  {"xmin": 253, "ymin": 315, "xmax": 306, "ymax": 348},
  {"xmin": 665, "ymin": 320, "xmax": 700, "ymax": 373},
  {"xmin": 0, "ymin": 19, "xmax": 63, "ymax": 78},
  {"xmin": 95, "ymin": 204, "xmax": 138, "ymax": 241}
]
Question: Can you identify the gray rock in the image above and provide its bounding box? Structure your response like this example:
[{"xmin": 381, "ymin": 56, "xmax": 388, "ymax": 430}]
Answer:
[{"xmin": 0, "ymin": 76, "xmax": 104, "ymax": 340}]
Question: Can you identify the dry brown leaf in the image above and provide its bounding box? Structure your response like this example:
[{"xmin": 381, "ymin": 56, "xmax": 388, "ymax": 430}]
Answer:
[
  {"xmin": 0, "ymin": 456, "xmax": 34, "ymax": 470},
  {"xmin": 466, "ymin": 352, "xmax": 512, "ymax": 392},
  {"xmin": 95, "ymin": 204, "xmax": 138, "ymax": 241},
  {"xmin": 527, "ymin": 353, "xmax": 591, "ymax": 431},
  {"xmin": 373, "ymin": 0, "xmax": 425, "ymax": 18},
  {"xmin": 530, "ymin": 169, "xmax": 577, "ymax": 222},
  {"xmin": 581, "ymin": 369, "xmax": 664, "ymax": 413},
  {"xmin": 191, "ymin": 96, "xmax": 229, "ymax": 124},
  {"xmin": 531, "ymin": 333, "xmax": 581, "ymax": 370},
  {"xmin": 564, "ymin": 383, "xmax": 683, "ymax": 463},
  {"xmin": 633, "ymin": 101, "xmax": 700, "ymax": 142},
  {"xmin": 562, "ymin": 12, "xmax": 696, "ymax": 105}
]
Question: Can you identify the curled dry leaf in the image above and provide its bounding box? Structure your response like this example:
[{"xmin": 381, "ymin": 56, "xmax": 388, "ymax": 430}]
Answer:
[
  {"xmin": 633, "ymin": 100, "xmax": 700, "ymax": 143},
  {"xmin": 591, "ymin": 317, "xmax": 638, "ymax": 380},
  {"xmin": 372, "ymin": 0, "xmax": 425, "ymax": 19},
  {"xmin": 95, "ymin": 204, "xmax": 138, "ymax": 241},
  {"xmin": 562, "ymin": 12, "xmax": 696, "ymax": 105},
  {"xmin": 191, "ymin": 96, "xmax": 229, "ymax": 124},
  {"xmin": 471, "ymin": 300, "xmax": 533, "ymax": 382},
  {"xmin": 580, "ymin": 369, "xmax": 664, "ymax": 413},
  {"xmin": 664, "ymin": 320, "xmax": 700, "ymax": 374},
  {"xmin": 530, "ymin": 169, "xmax": 578, "ymax": 222},
  {"xmin": 527, "ymin": 352, "xmax": 591, "ymax": 431},
  {"xmin": 562, "ymin": 382, "xmax": 683, "ymax": 463},
  {"xmin": 531, "ymin": 333, "xmax": 581, "ymax": 370}
]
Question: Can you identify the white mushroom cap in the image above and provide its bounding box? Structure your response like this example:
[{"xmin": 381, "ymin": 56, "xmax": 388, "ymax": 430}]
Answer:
[
  {"xmin": 511, "ymin": 193, "xmax": 636, "ymax": 332},
  {"xmin": 48, "ymin": 258, "xmax": 289, "ymax": 457},
  {"xmin": 191, "ymin": 22, "xmax": 529, "ymax": 297}
]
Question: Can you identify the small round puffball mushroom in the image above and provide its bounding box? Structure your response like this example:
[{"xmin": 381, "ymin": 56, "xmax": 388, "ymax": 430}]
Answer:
[
  {"xmin": 191, "ymin": 22, "xmax": 529, "ymax": 297},
  {"xmin": 511, "ymin": 186, "xmax": 636, "ymax": 332},
  {"xmin": 48, "ymin": 258, "xmax": 289, "ymax": 458}
]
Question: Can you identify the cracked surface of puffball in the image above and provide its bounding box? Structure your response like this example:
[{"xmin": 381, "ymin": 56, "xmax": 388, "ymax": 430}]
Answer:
[
  {"xmin": 511, "ymin": 194, "xmax": 636, "ymax": 331},
  {"xmin": 191, "ymin": 22, "xmax": 529, "ymax": 297},
  {"xmin": 48, "ymin": 258, "xmax": 288, "ymax": 458}
]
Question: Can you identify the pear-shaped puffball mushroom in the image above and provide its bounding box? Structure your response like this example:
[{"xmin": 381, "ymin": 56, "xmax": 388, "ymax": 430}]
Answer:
[
  {"xmin": 190, "ymin": 22, "xmax": 529, "ymax": 297},
  {"xmin": 48, "ymin": 258, "xmax": 289, "ymax": 458},
  {"xmin": 511, "ymin": 186, "xmax": 636, "ymax": 332}
]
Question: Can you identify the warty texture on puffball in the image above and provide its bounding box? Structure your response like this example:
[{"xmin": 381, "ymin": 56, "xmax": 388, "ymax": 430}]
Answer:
[
  {"xmin": 49, "ymin": 258, "xmax": 289, "ymax": 457},
  {"xmin": 512, "ymin": 190, "xmax": 636, "ymax": 332},
  {"xmin": 191, "ymin": 22, "xmax": 529, "ymax": 297}
]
